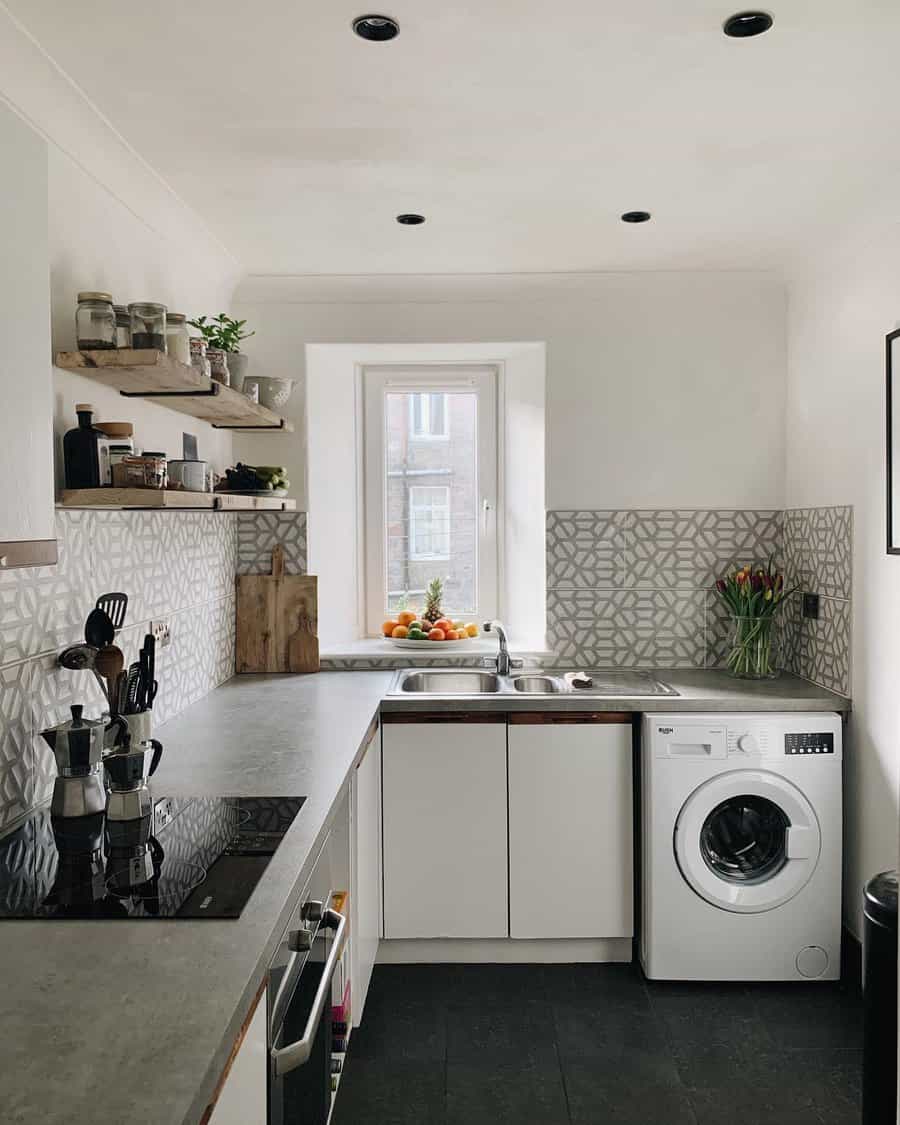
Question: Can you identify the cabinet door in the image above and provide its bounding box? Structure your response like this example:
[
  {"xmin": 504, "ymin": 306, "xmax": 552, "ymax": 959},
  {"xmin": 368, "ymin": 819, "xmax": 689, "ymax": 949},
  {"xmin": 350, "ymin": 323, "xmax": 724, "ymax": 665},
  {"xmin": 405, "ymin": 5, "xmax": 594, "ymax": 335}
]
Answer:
[
  {"xmin": 0, "ymin": 101, "xmax": 55, "ymax": 568},
  {"xmin": 208, "ymin": 987, "xmax": 267, "ymax": 1125},
  {"xmin": 382, "ymin": 718, "xmax": 508, "ymax": 939},
  {"xmin": 508, "ymin": 716, "xmax": 633, "ymax": 939},
  {"xmin": 351, "ymin": 721, "xmax": 381, "ymax": 1024}
]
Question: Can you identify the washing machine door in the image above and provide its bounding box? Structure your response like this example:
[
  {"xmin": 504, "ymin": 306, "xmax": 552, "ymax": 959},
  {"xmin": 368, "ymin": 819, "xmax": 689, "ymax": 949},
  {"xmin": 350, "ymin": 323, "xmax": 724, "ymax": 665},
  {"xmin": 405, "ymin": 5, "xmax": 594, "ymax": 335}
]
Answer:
[{"xmin": 674, "ymin": 769, "xmax": 821, "ymax": 914}]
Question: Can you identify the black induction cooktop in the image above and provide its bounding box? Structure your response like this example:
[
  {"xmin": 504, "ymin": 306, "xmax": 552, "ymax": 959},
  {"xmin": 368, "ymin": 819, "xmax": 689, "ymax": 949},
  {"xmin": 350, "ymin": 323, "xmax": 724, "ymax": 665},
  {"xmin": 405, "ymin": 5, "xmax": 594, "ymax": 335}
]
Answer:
[{"xmin": 0, "ymin": 796, "xmax": 305, "ymax": 920}]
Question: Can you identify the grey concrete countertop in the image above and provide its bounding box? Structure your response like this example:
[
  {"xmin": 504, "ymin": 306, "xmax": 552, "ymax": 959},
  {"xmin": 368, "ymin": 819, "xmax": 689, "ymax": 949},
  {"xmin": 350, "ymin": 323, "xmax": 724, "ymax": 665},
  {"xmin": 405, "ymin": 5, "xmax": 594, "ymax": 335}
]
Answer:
[
  {"xmin": 0, "ymin": 665, "xmax": 848, "ymax": 1125},
  {"xmin": 380, "ymin": 668, "xmax": 851, "ymax": 713},
  {"xmin": 0, "ymin": 671, "xmax": 391, "ymax": 1125}
]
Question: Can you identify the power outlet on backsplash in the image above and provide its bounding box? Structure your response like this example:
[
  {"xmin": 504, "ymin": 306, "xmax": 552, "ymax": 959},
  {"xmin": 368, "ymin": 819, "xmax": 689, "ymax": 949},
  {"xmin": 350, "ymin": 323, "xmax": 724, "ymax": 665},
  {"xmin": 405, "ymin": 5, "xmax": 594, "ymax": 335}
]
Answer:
[{"xmin": 150, "ymin": 619, "xmax": 172, "ymax": 648}]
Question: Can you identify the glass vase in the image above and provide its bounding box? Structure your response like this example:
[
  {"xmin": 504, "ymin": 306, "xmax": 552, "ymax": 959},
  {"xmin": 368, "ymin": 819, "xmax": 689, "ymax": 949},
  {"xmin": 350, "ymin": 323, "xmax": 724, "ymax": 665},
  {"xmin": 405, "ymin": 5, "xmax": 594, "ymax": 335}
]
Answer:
[{"xmin": 727, "ymin": 615, "xmax": 780, "ymax": 679}]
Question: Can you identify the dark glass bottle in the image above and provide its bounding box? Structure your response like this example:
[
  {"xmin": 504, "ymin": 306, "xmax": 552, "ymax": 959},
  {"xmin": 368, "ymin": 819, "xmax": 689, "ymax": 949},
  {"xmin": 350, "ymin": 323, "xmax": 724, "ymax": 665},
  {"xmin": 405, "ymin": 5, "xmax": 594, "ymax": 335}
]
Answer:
[{"xmin": 63, "ymin": 404, "xmax": 102, "ymax": 488}]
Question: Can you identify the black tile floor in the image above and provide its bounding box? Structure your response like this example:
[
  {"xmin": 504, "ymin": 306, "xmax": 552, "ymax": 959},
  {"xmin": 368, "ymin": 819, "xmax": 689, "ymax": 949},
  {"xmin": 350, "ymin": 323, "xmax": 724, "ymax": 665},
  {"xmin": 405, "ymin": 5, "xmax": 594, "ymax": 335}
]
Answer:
[{"xmin": 333, "ymin": 963, "xmax": 863, "ymax": 1125}]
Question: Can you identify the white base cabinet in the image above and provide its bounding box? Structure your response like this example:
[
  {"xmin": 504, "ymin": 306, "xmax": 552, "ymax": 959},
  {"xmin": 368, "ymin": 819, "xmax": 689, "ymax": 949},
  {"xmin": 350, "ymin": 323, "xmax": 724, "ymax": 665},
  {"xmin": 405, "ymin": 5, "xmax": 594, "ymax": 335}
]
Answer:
[
  {"xmin": 382, "ymin": 718, "xmax": 508, "ymax": 939},
  {"xmin": 508, "ymin": 715, "xmax": 634, "ymax": 939},
  {"xmin": 208, "ymin": 988, "xmax": 267, "ymax": 1124},
  {"xmin": 351, "ymin": 721, "xmax": 381, "ymax": 1024}
]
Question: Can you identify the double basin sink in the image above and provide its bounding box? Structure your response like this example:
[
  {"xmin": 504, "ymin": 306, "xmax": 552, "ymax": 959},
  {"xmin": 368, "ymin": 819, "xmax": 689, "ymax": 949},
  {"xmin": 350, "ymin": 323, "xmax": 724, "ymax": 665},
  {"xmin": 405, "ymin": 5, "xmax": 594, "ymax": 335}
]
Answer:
[{"xmin": 390, "ymin": 669, "xmax": 678, "ymax": 697}]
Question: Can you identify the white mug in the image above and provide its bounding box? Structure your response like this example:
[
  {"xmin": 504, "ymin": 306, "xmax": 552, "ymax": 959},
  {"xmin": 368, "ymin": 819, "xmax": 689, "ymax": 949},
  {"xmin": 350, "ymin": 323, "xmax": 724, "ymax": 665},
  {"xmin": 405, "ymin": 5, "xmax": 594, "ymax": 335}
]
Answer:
[{"xmin": 168, "ymin": 459, "xmax": 208, "ymax": 492}]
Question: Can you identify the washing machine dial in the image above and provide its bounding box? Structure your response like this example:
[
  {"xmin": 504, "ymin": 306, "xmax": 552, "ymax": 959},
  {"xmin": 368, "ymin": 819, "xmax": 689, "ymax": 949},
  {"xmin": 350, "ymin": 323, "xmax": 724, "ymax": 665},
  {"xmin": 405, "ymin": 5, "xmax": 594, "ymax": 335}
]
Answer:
[{"xmin": 736, "ymin": 731, "xmax": 759, "ymax": 754}]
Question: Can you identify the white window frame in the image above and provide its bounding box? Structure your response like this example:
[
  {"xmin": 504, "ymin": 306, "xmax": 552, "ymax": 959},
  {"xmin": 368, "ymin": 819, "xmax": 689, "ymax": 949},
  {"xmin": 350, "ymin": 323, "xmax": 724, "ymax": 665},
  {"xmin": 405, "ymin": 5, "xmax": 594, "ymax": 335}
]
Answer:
[
  {"xmin": 362, "ymin": 364, "xmax": 500, "ymax": 635},
  {"xmin": 408, "ymin": 485, "xmax": 451, "ymax": 561},
  {"xmin": 409, "ymin": 393, "xmax": 450, "ymax": 440}
]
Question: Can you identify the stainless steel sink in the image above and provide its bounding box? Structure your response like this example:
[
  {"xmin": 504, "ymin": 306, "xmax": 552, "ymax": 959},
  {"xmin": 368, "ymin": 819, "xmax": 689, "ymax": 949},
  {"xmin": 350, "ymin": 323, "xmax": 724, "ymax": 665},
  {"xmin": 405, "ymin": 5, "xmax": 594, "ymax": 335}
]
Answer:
[
  {"xmin": 388, "ymin": 667, "xmax": 678, "ymax": 698},
  {"xmin": 563, "ymin": 670, "xmax": 677, "ymax": 697},
  {"xmin": 510, "ymin": 675, "xmax": 564, "ymax": 694},
  {"xmin": 398, "ymin": 670, "xmax": 501, "ymax": 694}
]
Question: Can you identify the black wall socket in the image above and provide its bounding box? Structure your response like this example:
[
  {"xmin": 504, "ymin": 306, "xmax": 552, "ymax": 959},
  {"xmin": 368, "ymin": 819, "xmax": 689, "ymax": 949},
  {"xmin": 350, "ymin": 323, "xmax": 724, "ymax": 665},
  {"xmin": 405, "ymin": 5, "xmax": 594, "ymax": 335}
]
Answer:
[{"xmin": 802, "ymin": 592, "xmax": 820, "ymax": 620}]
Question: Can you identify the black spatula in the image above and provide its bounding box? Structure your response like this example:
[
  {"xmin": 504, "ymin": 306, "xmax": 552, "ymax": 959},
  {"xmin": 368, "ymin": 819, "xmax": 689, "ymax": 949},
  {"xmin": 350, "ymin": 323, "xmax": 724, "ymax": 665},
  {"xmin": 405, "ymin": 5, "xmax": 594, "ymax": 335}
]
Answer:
[{"xmin": 95, "ymin": 592, "xmax": 128, "ymax": 632}]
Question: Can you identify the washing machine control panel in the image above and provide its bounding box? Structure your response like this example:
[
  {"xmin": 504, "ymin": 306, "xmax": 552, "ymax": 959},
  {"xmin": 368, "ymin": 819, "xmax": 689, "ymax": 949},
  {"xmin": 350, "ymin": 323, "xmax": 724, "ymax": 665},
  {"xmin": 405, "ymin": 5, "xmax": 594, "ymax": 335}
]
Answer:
[
  {"xmin": 726, "ymin": 727, "xmax": 770, "ymax": 756},
  {"xmin": 784, "ymin": 732, "xmax": 835, "ymax": 755}
]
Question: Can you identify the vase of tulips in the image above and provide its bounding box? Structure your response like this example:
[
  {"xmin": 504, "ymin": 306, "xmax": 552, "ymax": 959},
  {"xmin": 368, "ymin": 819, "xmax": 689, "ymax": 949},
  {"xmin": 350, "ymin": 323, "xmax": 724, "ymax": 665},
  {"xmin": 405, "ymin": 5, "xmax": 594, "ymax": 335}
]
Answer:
[{"xmin": 714, "ymin": 560, "xmax": 791, "ymax": 679}]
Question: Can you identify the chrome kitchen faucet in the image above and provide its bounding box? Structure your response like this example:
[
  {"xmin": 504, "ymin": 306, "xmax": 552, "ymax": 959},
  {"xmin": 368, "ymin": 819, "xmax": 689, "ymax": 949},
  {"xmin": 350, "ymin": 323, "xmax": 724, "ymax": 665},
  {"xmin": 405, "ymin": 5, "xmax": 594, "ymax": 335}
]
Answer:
[{"xmin": 483, "ymin": 620, "xmax": 522, "ymax": 676}]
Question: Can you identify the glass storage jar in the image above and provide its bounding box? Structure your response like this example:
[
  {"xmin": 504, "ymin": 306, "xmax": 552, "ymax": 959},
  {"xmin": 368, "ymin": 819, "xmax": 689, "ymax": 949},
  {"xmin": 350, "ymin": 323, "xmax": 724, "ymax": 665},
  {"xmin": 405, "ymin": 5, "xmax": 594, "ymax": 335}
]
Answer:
[
  {"xmin": 112, "ymin": 453, "xmax": 167, "ymax": 490},
  {"xmin": 165, "ymin": 312, "xmax": 191, "ymax": 364},
  {"xmin": 113, "ymin": 305, "xmax": 131, "ymax": 348},
  {"xmin": 76, "ymin": 292, "xmax": 117, "ymax": 351},
  {"xmin": 207, "ymin": 348, "xmax": 230, "ymax": 386},
  {"xmin": 141, "ymin": 452, "xmax": 168, "ymax": 489},
  {"xmin": 189, "ymin": 336, "xmax": 211, "ymax": 379},
  {"xmin": 128, "ymin": 302, "xmax": 167, "ymax": 351}
]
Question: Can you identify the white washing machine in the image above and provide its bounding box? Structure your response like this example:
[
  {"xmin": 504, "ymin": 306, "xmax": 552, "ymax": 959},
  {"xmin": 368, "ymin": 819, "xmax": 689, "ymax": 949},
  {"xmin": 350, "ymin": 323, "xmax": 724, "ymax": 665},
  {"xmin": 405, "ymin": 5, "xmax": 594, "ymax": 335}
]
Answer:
[{"xmin": 640, "ymin": 712, "xmax": 843, "ymax": 982}]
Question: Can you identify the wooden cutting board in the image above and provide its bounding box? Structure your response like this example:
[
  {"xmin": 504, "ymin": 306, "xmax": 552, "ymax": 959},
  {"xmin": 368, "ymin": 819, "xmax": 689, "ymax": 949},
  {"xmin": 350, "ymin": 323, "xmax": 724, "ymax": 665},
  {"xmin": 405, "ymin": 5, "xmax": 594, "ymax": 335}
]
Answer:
[{"xmin": 236, "ymin": 545, "xmax": 319, "ymax": 673}]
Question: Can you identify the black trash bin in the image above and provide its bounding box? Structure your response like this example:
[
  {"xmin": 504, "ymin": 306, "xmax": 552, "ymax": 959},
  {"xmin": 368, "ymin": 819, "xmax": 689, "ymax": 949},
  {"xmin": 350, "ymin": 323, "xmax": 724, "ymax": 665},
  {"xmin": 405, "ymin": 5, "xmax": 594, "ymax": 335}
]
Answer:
[{"xmin": 863, "ymin": 870, "xmax": 898, "ymax": 1125}]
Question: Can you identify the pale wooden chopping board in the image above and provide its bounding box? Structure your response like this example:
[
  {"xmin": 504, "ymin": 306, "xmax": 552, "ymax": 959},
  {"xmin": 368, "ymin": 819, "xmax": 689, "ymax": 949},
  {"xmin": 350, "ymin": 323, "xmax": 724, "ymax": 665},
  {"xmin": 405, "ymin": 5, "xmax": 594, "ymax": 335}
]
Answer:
[{"xmin": 236, "ymin": 545, "xmax": 319, "ymax": 673}]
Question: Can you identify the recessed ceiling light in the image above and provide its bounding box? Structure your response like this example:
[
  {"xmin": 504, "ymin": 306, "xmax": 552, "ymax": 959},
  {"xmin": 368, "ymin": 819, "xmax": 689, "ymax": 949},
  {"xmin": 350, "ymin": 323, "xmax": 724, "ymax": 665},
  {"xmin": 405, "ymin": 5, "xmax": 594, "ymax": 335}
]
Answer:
[
  {"xmin": 621, "ymin": 211, "xmax": 651, "ymax": 224},
  {"xmin": 396, "ymin": 213, "xmax": 425, "ymax": 225},
  {"xmin": 352, "ymin": 14, "xmax": 399, "ymax": 41},
  {"xmin": 723, "ymin": 10, "xmax": 774, "ymax": 37}
]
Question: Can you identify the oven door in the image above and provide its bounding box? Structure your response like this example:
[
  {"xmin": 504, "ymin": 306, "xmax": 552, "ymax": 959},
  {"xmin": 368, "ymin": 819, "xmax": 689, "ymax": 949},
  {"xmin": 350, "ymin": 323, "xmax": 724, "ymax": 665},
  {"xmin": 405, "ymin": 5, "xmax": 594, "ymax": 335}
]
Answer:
[{"xmin": 268, "ymin": 861, "xmax": 347, "ymax": 1125}]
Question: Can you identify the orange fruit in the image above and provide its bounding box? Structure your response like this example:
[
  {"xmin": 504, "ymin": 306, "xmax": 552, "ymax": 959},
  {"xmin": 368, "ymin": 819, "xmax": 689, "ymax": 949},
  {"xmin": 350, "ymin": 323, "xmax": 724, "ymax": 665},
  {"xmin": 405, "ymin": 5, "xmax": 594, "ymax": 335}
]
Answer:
[
  {"xmin": 434, "ymin": 618, "xmax": 452, "ymax": 632},
  {"xmin": 391, "ymin": 624, "xmax": 409, "ymax": 638},
  {"xmin": 446, "ymin": 629, "xmax": 460, "ymax": 640},
  {"xmin": 382, "ymin": 620, "xmax": 398, "ymax": 637},
  {"xmin": 465, "ymin": 623, "xmax": 479, "ymax": 637},
  {"xmin": 397, "ymin": 611, "xmax": 417, "ymax": 627},
  {"xmin": 428, "ymin": 628, "xmax": 445, "ymax": 641}
]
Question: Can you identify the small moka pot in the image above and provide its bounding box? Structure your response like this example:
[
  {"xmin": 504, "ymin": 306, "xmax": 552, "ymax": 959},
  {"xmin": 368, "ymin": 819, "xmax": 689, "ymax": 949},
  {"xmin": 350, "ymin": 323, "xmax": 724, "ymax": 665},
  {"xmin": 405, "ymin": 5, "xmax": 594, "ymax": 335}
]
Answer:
[{"xmin": 104, "ymin": 737, "xmax": 163, "ymax": 822}]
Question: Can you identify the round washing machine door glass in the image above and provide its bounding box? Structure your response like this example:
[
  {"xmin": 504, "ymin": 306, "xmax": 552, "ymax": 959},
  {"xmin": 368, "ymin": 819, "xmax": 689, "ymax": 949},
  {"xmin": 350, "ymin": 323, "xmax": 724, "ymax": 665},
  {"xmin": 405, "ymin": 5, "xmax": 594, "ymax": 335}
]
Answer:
[{"xmin": 674, "ymin": 769, "xmax": 821, "ymax": 914}]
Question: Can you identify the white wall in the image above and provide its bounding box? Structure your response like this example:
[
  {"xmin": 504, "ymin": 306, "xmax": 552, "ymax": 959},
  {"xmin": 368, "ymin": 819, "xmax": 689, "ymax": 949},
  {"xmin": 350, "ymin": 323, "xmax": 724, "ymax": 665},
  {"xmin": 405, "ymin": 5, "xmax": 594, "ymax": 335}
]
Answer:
[
  {"xmin": 0, "ymin": 5, "xmax": 242, "ymax": 488},
  {"xmin": 785, "ymin": 231, "xmax": 900, "ymax": 937},
  {"xmin": 234, "ymin": 272, "xmax": 787, "ymax": 511}
]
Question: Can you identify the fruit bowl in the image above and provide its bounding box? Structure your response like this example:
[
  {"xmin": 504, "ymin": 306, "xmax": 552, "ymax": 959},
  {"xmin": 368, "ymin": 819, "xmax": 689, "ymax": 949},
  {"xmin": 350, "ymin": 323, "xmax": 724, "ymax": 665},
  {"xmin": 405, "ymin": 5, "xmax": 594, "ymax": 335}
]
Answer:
[
  {"xmin": 383, "ymin": 614, "xmax": 480, "ymax": 645},
  {"xmin": 388, "ymin": 636, "xmax": 474, "ymax": 649}
]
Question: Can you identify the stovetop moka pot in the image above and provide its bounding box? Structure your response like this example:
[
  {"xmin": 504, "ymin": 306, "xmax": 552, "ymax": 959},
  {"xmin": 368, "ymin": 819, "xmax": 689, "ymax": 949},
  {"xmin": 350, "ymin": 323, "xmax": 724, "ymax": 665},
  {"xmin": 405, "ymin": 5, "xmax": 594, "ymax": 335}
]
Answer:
[
  {"xmin": 41, "ymin": 706, "xmax": 127, "ymax": 818},
  {"xmin": 104, "ymin": 737, "xmax": 163, "ymax": 823}
]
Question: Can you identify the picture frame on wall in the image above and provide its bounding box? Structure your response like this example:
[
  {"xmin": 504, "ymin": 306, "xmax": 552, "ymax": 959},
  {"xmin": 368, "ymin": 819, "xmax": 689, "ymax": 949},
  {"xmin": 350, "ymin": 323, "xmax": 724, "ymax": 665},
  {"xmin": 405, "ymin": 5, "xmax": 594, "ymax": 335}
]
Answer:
[{"xmin": 887, "ymin": 329, "xmax": 900, "ymax": 553}]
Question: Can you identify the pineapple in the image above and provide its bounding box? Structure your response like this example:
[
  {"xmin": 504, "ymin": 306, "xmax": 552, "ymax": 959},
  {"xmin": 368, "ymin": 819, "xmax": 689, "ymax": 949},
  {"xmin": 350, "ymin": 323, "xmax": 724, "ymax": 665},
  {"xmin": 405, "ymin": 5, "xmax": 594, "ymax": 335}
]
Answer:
[{"xmin": 422, "ymin": 577, "xmax": 444, "ymax": 627}]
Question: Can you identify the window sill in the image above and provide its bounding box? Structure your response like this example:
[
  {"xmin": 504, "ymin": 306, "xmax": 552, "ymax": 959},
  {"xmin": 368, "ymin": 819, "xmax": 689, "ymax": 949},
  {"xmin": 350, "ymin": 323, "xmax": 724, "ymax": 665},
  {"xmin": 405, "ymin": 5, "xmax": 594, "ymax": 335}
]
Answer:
[{"xmin": 319, "ymin": 636, "xmax": 553, "ymax": 669}]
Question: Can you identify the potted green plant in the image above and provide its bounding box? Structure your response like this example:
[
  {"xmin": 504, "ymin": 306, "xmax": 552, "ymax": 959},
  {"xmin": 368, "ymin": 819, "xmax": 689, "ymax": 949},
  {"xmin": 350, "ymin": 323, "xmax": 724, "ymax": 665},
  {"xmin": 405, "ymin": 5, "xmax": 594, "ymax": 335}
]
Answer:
[{"xmin": 187, "ymin": 314, "xmax": 255, "ymax": 391}]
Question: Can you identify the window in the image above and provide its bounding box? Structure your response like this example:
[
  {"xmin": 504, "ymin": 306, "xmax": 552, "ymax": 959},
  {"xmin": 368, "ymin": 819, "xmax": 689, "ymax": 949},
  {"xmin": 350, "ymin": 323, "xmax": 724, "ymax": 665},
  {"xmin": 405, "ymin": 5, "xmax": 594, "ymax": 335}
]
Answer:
[
  {"xmin": 409, "ymin": 486, "xmax": 450, "ymax": 560},
  {"xmin": 363, "ymin": 366, "xmax": 499, "ymax": 631},
  {"xmin": 410, "ymin": 393, "xmax": 449, "ymax": 439}
]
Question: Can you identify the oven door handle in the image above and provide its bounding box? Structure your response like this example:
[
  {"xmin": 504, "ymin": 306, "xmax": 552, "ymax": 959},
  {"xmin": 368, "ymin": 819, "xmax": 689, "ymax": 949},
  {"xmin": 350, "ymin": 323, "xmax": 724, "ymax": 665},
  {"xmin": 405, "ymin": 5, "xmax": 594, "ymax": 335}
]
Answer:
[{"xmin": 270, "ymin": 907, "xmax": 348, "ymax": 1077}]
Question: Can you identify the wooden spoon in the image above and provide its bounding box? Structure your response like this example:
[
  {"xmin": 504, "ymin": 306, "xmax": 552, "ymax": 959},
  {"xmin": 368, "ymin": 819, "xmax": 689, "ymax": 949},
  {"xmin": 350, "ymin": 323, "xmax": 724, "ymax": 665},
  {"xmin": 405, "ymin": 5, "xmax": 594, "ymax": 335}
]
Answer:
[{"xmin": 95, "ymin": 644, "xmax": 124, "ymax": 715}]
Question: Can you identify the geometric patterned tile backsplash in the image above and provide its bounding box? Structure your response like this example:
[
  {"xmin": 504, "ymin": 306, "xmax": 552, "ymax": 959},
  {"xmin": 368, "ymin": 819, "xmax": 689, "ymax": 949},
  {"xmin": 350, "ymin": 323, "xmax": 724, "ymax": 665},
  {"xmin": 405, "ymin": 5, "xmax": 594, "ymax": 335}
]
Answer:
[
  {"xmin": 236, "ymin": 511, "xmax": 307, "ymax": 575},
  {"xmin": 0, "ymin": 509, "xmax": 241, "ymax": 834},
  {"xmin": 781, "ymin": 506, "xmax": 853, "ymax": 695},
  {"xmin": 547, "ymin": 587, "xmax": 707, "ymax": 668},
  {"xmin": 546, "ymin": 506, "xmax": 852, "ymax": 695},
  {"xmin": 783, "ymin": 506, "xmax": 853, "ymax": 601},
  {"xmin": 0, "ymin": 507, "xmax": 310, "ymax": 835}
]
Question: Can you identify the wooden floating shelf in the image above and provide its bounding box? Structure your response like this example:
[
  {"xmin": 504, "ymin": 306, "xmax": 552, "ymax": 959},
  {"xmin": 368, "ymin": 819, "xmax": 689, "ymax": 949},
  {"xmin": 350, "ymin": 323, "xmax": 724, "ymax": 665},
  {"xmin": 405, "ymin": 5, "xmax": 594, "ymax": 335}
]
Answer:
[
  {"xmin": 55, "ymin": 349, "xmax": 295, "ymax": 433},
  {"xmin": 60, "ymin": 488, "xmax": 297, "ymax": 512}
]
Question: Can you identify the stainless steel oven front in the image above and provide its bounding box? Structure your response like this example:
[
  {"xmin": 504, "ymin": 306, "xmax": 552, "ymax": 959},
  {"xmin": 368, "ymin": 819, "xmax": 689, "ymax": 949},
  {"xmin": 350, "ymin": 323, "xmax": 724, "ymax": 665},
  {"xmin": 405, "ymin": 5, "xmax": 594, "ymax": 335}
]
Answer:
[{"xmin": 268, "ymin": 836, "xmax": 347, "ymax": 1125}]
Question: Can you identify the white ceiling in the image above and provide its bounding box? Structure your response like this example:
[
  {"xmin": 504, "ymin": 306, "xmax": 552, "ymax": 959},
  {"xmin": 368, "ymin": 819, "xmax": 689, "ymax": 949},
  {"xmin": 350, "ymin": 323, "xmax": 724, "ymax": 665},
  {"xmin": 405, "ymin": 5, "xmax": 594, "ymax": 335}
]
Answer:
[{"xmin": 11, "ymin": 0, "xmax": 900, "ymax": 275}]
